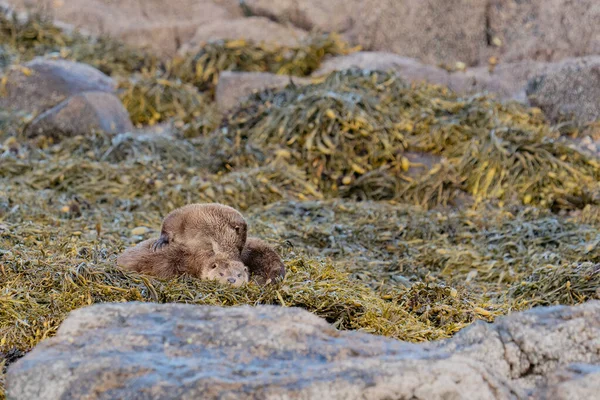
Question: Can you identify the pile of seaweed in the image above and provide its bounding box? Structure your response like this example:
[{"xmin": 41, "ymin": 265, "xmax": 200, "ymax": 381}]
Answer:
[
  {"xmin": 1, "ymin": 9, "xmax": 600, "ymax": 398},
  {"xmin": 221, "ymin": 70, "xmax": 600, "ymax": 209}
]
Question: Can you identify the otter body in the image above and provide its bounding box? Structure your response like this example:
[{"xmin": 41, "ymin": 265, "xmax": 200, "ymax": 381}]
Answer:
[
  {"xmin": 117, "ymin": 203, "xmax": 284, "ymax": 286},
  {"xmin": 154, "ymin": 203, "xmax": 247, "ymax": 258},
  {"xmin": 242, "ymin": 237, "xmax": 286, "ymax": 284},
  {"xmin": 117, "ymin": 238, "xmax": 248, "ymax": 286}
]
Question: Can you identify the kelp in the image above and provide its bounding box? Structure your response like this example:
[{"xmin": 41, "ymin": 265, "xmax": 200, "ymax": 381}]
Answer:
[
  {"xmin": 168, "ymin": 33, "xmax": 352, "ymax": 93},
  {"xmin": 223, "ymin": 70, "xmax": 600, "ymax": 209},
  {"xmin": 118, "ymin": 71, "xmax": 219, "ymax": 131},
  {"xmin": 0, "ymin": 8, "xmax": 157, "ymax": 76}
]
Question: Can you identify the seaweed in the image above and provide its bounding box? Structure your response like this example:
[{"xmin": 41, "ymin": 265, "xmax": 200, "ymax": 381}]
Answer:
[
  {"xmin": 223, "ymin": 70, "xmax": 600, "ymax": 209},
  {"xmin": 168, "ymin": 33, "xmax": 352, "ymax": 94}
]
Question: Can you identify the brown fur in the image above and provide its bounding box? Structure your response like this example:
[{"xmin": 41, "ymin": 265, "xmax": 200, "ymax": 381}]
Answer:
[
  {"xmin": 153, "ymin": 203, "xmax": 247, "ymax": 258},
  {"xmin": 241, "ymin": 237, "xmax": 286, "ymax": 285},
  {"xmin": 201, "ymin": 252, "xmax": 248, "ymax": 287},
  {"xmin": 117, "ymin": 238, "xmax": 248, "ymax": 286}
]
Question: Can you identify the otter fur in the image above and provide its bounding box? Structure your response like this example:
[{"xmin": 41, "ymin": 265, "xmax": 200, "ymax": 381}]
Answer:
[
  {"xmin": 117, "ymin": 203, "xmax": 284, "ymax": 285},
  {"xmin": 241, "ymin": 237, "xmax": 286, "ymax": 285},
  {"xmin": 117, "ymin": 238, "xmax": 248, "ymax": 286},
  {"xmin": 153, "ymin": 203, "xmax": 247, "ymax": 258}
]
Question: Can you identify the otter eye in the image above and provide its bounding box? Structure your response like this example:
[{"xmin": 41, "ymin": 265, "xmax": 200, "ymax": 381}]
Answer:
[
  {"xmin": 219, "ymin": 272, "xmax": 224, "ymax": 277},
  {"xmin": 237, "ymin": 273, "xmax": 242, "ymax": 278},
  {"xmin": 211, "ymin": 264, "xmax": 218, "ymax": 269},
  {"xmin": 234, "ymin": 225, "xmax": 241, "ymax": 233}
]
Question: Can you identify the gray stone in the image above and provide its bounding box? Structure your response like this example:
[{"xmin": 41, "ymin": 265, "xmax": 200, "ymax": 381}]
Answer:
[
  {"xmin": 6, "ymin": 301, "xmax": 600, "ymax": 399},
  {"xmin": 0, "ymin": 58, "xmax": 115, "ymax": 114},
  {"xmin": 179, "ymin": 17, "xmax": 308, "ymax": 56},
  {"xmin": 314, "ymin": 52, "xmax": 453, "ymax": 87},
  {"xmin": 526, "ymin": 56, "xmax": 600, "ymax": 124},
  {"xmin": 24, "ymin": 91, "xmax": 133, "ymax": 140},
  {"xmin": 241, "ymin": 0, "xmax": 359, "ymax": 33},
  {"xmin": 215, "ymin": 71, "xmax": 311, "ymax": 113},
  {"xmin": 486, "ymin": 0, "xmax": 600, "ymax": 65}
]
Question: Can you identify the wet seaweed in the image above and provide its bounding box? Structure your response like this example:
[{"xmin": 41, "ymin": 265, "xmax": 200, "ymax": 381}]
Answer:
[
  {"xmin": 168, "ymin": 33, "xmax": 352, "ymax": 94},
  {"xmin": 223, "ymin": 70, "xmax": 600, "ymax": 209},
  {"xmin": 117, "ymin": 71, "xmax": 219, "ymax": 132},
  {"xmin": 0, "ymin": 8, "xmax": 157, "ymax": 76}
]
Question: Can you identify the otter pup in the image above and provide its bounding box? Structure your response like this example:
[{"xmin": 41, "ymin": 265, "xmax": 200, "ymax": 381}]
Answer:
[
  {"xmin": 201, "ymin": 252, "xmax": 248, "ymax": 287},
  {"xmin": 241, "ymin": 237, "xmax": 286, "ymax": 285},
  {"xmin": 152, "ymin": 203, "xmax": 247, "ymax": 258},
  {"xmin": 117, "ymin": 238, "xmax": 248, "ymax": 286}
]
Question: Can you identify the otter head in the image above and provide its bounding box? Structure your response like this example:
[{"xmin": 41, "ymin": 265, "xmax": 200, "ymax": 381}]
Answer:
[
  {"xmin": 201, "ymin": 252, "xmax": 249, "ymax": 287},
  {"xmin": 152, "ymin": 203, "xmax": 247, "ymax": 255}
]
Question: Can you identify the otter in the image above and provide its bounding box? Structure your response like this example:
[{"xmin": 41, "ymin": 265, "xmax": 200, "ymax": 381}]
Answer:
[
  {"xmin": 152, "ymin": 203, "xmax": 247, "ymax": 258},
  {"xmin": 241, "ymin": 237, "xmax": 286, "ymax": 285},
  {"xmin": 117, "ymin": 238, "xmax": 249, "ymax": 286},
  {"xmin": 118, "ymin": 203, "xmax": 284, "ymax": 285},
  {"xmin": 201, "ymin": 251, "xmax": 248, "ymax": 287}
]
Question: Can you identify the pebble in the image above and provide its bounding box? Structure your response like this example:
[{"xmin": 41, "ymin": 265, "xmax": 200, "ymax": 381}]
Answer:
[{"xmin": 131, "ymin": 226, "xmax": 149, "ymax": 236}]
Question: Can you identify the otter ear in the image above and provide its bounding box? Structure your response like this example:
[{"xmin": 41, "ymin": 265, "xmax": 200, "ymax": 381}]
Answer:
[{"xmin": 211, "ymin": 263, "xmax": 218, "ymax": 270}]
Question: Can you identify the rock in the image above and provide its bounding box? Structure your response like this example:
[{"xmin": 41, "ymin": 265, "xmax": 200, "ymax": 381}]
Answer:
[
  {"xmin": 216, "ymin": 71, "xmax": 311, "ymax": 112},
  {"xmin": 24, "ymin": 92, "xmax": 133, "ymax": 140},
  {"xmin": 6, "ymin": 0, "xmax": 244, "ymax": 57},
  {"xmin": 314, "ymin": 52, "xmax": 453, "ymax": 87},
  {"xmin": 7, "ymin": 301, "xmax": 600, "ymax": 399},
  {"xmin": 347, "ymin": 0, "xmax": 487, "ymax": 67},
  {"xmin": 178, "ymin": 17, "xmax": 308, "ymax": 56},
  {"xmin": 526, "ymin": 57, "xmax": 600, "ymax": 124},
  {"xmin": 241, "ymin": 0, "xmax": 359, "ymax": 33},
  {"xmin": 487, "ymin": 0, "xmax": 600, "ymax": 64},
  {"xmin": 0, "ymin": 58, "xmax": 116, "ymax": 114}
]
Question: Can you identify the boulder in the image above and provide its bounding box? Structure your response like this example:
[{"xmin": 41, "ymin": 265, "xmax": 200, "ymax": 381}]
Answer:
[
  {"xmin": 346, "ymin": 0, "xmax": 488, "ymax": 67},
  {"xmin": 447, "ymin": 60, "xmax": 559, "ymax": 102},
  {"xmin": 7, "ymin": 301, "xmax": 600, "ymax": 399},
  {"xmin": 241, "ymin": 0, "xmax": 360, "ymax": 33},
  {"xmin": 314, "ymin": 52, "xmax": 453, "ymax": 87},
  {"xmin": 24, "ymin": 91, "xmax": 133, "ymax": 140},
  {"xmin": 215, "ymin": 71, "xmax": 311, "ymax": 112},
  {"xmin": 178, "ymin": 17, "xmax": 308, "ymax": 56},
  {"xmin": 486, "ymin": 0, "xmax": 600, "ymax": 64},
  {"xmin": 5, "ymin": 0, "xmax": 244, "ymax": 57},
  {"xmin": 0, "ymin": 58, "xmax": 115, "ymax": 114},
  {"xmin": 526, "ymin": 57, "xmax": 600, "ymax": 124}
]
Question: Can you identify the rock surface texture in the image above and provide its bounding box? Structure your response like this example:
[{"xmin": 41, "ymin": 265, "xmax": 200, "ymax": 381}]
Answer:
[
  {"xmin": 0, "ymin": 58, "xmax": 116, "ymax": 114},
  {"xmin": 24, "ymin": 91, "xmax": 134, "ymax": 140},
  {"xmin": 526, "ymin": 56, "xmax": 600, "ymax": 124},
  {"xmin": 7, "ymin": 301, "xmax": 600, "ymax": 400},
  {"xmin": 178, "ymin": 16, "xmax": 308, "ymax": 56}
]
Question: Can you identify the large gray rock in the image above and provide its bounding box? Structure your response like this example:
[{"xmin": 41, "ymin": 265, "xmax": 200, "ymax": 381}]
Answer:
[
  {"xmin": 343, "ymin": 0, "xmax": 488, "ymax": 67},
  {"xmin": 24, "ymin": 91, "xmax": 133, "ymax": 140},
  {"xmin": 178, "ymin": 16, "xmax": 308, "ymax": 56},
  {"xmin": 0, "ymin": 58, "xmax": 116, "ymax": 114},
  {"xmin": 314, "ymin": 52, "xmax": 454, "ymax": 86},
  {"xmin": 486, "ymin": 0, "xmax": 600, "ymax": 64},
  {"xmin": 7, "ymin": 301, "xmax": 600, "ymax": 399},
  {"xmin": 241, "ymin": 0, "xmax": 359, "ymax": 33},
  {"xmin": 526, "ymin": 57, "xmax": 600, "ymax": 124},
  {"xmin": 215, "ymin": 71, "xmax": 311, "ymax": 112}
]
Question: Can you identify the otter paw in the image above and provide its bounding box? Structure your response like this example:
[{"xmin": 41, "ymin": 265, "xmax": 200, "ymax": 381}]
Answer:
[{"xmin": 151, "ymin": 236, "xmax": 169, "ymax": 252}]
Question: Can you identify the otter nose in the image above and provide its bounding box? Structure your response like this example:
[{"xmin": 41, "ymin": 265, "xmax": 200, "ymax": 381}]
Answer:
[{"xmin": 227, "ymin": 278, "xmax": 236, "ymax": 284}]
